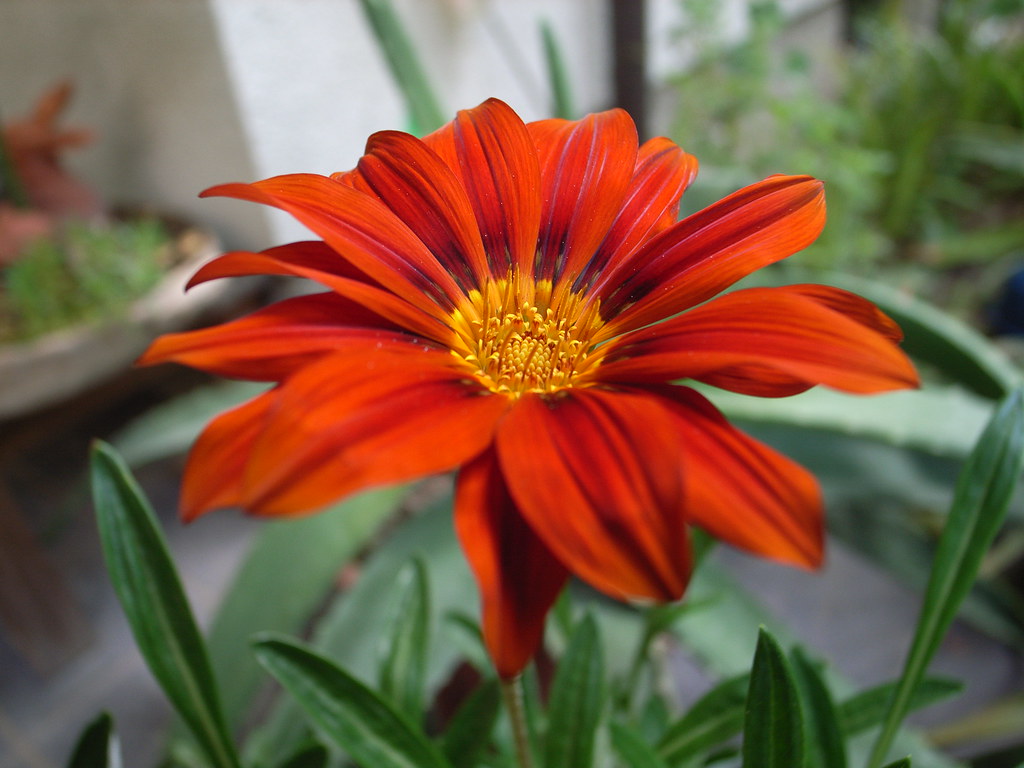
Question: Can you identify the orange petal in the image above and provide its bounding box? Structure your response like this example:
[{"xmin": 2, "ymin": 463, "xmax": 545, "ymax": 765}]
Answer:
[
  {"xmin": 202, "ymin": 174, "xmax": 467, "ymax": 313},
  {"xmin": 139, "ymin": 293, "xmax": 416, "ymax": 381},
  {"xmin": 578, "ymin": 137, "xmax": 698, "ymax": 291},
  {"xmin": 650, "ymin": 385, "xmax": 823, "ymax": 568},
  {"xmin": 180, "ymin": 389, "xmax": 276, "ymax": 521},
  {"xmin": 496, "ymin": 389, "xmax": 691, "ymax": 602},
  {"xmin": 594, "ymin": 175, "xmax": 826, "ymax": 338},
  {"xmin": 240, "ymin": 344, "xmax": 510, "ymax": 514},
  {"xmin": 188, "ymin": 242, "xmax": 452, "ymax": 344},
  {"xmin": 448, "ymin": 99, "xmax": 542, "ymax": 278},
  {"xmin": 532, "ymin": 110, "xmax": 638, "ymax": 287},
  {"xmin": 358, "ymin": 131, "xmax": 489, "ymax": 290},
  {"xmin": 786, "ymin": 283, "xmax": 904, "ymax": 342},
  {"xmin": 594, "ymin": 286, "xmax": 919, "ymax": 395},
  {"xmin": 455, "ymin": 447, "xmax": 569, "ymax": 678}
]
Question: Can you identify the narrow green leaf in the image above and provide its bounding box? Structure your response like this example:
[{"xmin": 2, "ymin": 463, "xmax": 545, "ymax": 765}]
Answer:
[
  {"xmin": 252, "ymin": 635, "xmax": 452, "ymax": 768},
  {"xmin": 838, "ymin": 677, "xmax": 962, "ymax": 736},
  {"xmin": 89, "ymin": 441, "xmax": 240, "ymax": 768},
  {"xmin": 741, "ymin": 628, "xmax": 804, "ymax": 768},
  {"xmin": 357, "ymin": 0, "xmax": 446, "ymax": 134},
  {"xmin": 868, "ymin": 389, "xmax": 1024, "ymax": 768},
  {"xmin": 379, "ymin": 557, "xmax": 431, "ymax": 719},
  {"xmin": 609, "ymin": 722, "xmax": 670, "ymax": 768},
  {"xmin": 276, "ymin": 742, "xmax": 329, "ymax": 768},
  {"xmin": 440, "ymin": 679, "xmax": 502, "ymax": 768},
  {"xmin": 66, "ymin": 712, "xmax": 119, "ymax": 768},
  {"xmin": 540, "ymin": 20, "xmax": 575, "ymax": 119},
  {"xmin": 656, "ymin": 673, "xmax": 748, "ymax": 762},
  {"xmin": 544, "ymin": 614, "xmax": 604, "ymax": 768},
  {"xmin": 883, "ymin": 759, "xmax": 912, "ymax": 768},
  {"xmin": 790, "ymin": 648, "xmax": 847, "ymax": 768}
]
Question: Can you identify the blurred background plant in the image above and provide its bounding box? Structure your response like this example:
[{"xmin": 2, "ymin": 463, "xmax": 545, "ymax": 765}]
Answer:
[
  {"xmin": 0, "ymin": 82, "xmax": 173, "ymax": 342},
  {"xmin": 668, "ymin": 0, "xmax": 1024, "ymax": 326}
]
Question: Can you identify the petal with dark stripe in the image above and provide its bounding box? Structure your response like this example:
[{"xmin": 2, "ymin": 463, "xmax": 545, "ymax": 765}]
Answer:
[
  {"xmin": 456, "ymin": 447, "xmax": 569, "ymax": 679},
  {"xmin": 239, "ymin": 343, "xmax": 510, "ymax": 515},
  {"xmin": 649, "ymin": 385, "xmax": 823, "ymax": 568},
  {"xmin": 594, "ymin": 286, "xmax": 919, "ymax": 395},
  {"xmin": 496, "ymin": 389, "xmax": 691, "ymax": 602},
  {"xmin": 594, "ymin": 175, "xmax": 825, "ymax": 339},
  {"xmin": 532, "ymin": 110, "xmax": 638, "ymax": 286},
  {"xmin": 138, "ymin": 292, "xmax": 413, "ymax": 381},
  {"xmin": 202, "ymin": 174, "xmax": 468, "ymax": 313}
]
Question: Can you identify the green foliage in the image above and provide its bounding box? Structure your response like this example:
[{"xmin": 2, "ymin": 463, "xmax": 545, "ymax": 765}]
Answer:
[
  {"xmin": 669, "ymin": 0, "xmax": 1024, "ymax": 275},
  {"xmin": 868, "ymin": 389, "xmax": 1024, "ymax": 768},
  {"xmin": 2, "ymin": 217, "xmax": 170, "ymax": 340},
  {"xmin": 90, "ymin": 441, "xmax": 240, "ymax": 768},
  {"xmin": 65, "ymin": 712, "xmax": 119, "ymax": 768},
  {"xmin": 741, "ymin": 628, "xmax": 804, "ymax": 768}
]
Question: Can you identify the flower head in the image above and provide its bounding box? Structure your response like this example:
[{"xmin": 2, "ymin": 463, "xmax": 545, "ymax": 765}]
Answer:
[{"xmin": 141, "ymin": 99, "xmax": 918, "ymax": 678}]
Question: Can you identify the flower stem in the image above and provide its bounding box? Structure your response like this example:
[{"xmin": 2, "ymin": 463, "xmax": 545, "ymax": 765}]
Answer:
[{"xmin": 501, "ymin": 676, "xmax": 536, "ymax": 768}]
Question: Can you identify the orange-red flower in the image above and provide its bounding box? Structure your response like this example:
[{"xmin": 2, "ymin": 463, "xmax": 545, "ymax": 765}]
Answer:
[{"xmin": 140, "ymin": 99, "xmax": 918, "ymax": 678}]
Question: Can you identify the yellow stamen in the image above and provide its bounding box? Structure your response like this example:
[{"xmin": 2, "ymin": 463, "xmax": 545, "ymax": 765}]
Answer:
[{"xmin": 449, "ymin": 276, "xmax": 602, "ymax": 396}]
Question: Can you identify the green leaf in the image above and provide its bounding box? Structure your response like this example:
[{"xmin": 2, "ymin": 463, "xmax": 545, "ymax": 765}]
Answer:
[
  {"xmin": 868, "ymin": 389, "xmax": 1024, "ymax": 768},
  {"xmin": 357, "ymin": 0, "xmax": 446, "ymax": 135},
  {"xmin": 838, "ymin": 677, "xmax": 963, "ymax": 736},
  {"xmin": 883, "ymin": 760, "xmax": 912, "ymax": 768},
  {"xmin": 379, "ymin": 557, "xmax": 431, "ymax": 719},
  {"xmin": 276, "ymin": 742, "xmax": 329, "ymax": 768},
  {"xmin": 89, "ymin": 441, "xmax": 240, "ymax": 768},
  {"xmin": 790, "ymin": 648, "xmax": 847, "ymax": 768},
  {"xmin": 609, "ymin": 721, "xmax": 670, "ymax": 768},
  {"xmin": 544, "ymin": 614, "xmax": 604, "ymax": 768},
  {"xmin": 657, "ymin": 673, "xmax": 748, "ymax": 762},
  {"xmin": 540, "ymin": 20, "xmax": 575, "ymax": 119},
  {"xmin": 706, "ymin": 386, "xmax": 994, "ymax": 460},
  {"xmin": 440, "ymin": 678, "xmax": 502, "ymax": 768},
  {"xmin": 741, "ymin": 628, "xmax": 804, "ymax": 768},
  {"xmin": 66, "ymin": 712, "xmax": 119, "ymax": 768},
  {"xmin": 252, "ymin": 635, "xmax": 452, "ymax": 768}
]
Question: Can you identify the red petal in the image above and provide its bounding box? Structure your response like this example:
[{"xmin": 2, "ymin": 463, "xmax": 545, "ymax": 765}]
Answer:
[
  {"xmin": 202, "ymin": 174, "xmax": 467, "ymax": 312},
  {"xmin": 180, "ymin": 389, "xmax": 275, "ymax": 521},
  {"xmin": 448, "ymin": 99, "xmax": 542, "ymax": 278},
  {"xmin": 455, "ymin": 448, "xmax": 569, "ymax": 678},
  {"xmin": 138, "ymin": 293, "xmax": 416, "ymax": 381},
  {"xmin": 650, "ymin": 386, "xmax": 823, "ymax": 567},
  {"xmin": 594, "ymin": 175, "xmax": 826, "ymax": 338},
  {"xmin": 786, "ymin": 283, "xmax": 904, "ymax": 342},
  {"xmin": 240, "ymin": 343, "xmax": 510, "ymax": 514},
  {"xmin": 578, "ymin": 137, "xmax": 698, "ymax": 290},
  {"xmin": 358, "ymin": 131, "xmax": 490, "ymax": 290},
  {"xmin": 496, "ymin": 389, "xmax": 691, "ymax": 601},
  {"xmin": 188, "ymin": 242, "xmax": 452, "ymax": 344},
  {"xmin": 532, "ymin": 110, "xmax": 638, "ymax": 287},
  {"xmin": 594, "ymin": 286, "xmax": 919, "ymax": 395}
]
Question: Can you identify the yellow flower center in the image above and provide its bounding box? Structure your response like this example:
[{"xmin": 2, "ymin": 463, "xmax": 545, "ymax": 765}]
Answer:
[{"xmin": 450, "ymin": 277, "xmax": 603, "ymax": 396}]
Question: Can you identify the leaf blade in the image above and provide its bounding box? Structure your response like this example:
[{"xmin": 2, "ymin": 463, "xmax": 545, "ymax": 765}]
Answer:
[
  {"xmin": 868, "ymin": 389, "xmax": 1024, "ymax": 767},
  {"xmin": 741, "ymin": 628, "xmax": 804, "ymax": 768},
  {"xmin": 253, "ymin": 635, "xmax": 452, "ymax": 768},
  {"xmin": 89, "ymin": 441, "xmax": 240, "ymax": 768}
]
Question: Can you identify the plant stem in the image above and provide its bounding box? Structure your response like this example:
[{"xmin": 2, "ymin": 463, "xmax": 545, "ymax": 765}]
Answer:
[{"xmin": 501, "ymin": 676, "xmax": 537, "ymax": 768}]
